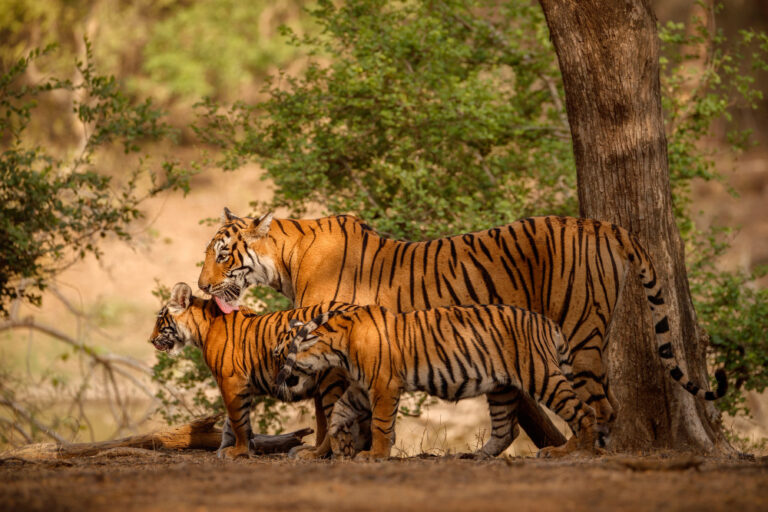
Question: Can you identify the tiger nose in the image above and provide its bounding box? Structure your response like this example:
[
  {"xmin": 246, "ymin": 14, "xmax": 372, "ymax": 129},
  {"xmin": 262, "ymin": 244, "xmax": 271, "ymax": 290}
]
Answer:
[{"xmin": 198, "ymin": 277, "xmax": 211, "ymax": 293}]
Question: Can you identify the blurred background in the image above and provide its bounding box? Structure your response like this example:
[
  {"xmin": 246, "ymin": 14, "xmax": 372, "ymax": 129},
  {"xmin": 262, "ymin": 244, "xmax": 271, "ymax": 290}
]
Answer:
[{"xmin": 1, "ymin": 0, "xmax": 766, "ymax": 456}]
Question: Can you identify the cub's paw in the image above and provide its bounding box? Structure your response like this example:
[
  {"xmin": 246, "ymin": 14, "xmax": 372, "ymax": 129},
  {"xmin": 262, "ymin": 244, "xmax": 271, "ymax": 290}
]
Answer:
[
  {"xmin": 353, "ymin": 450, "xmax": 387, "ymax": 462},
  {"xmin": 330, "ymin": 427, "xmax": 357, "ymax": 459},
  {"xmin": 536, "ymin": 445, "xmax": 569, "ymax": 459},
  {"xmin": 288, "ymin": 444, "xmax": 326, "ymax": 460},
  {"xmin": 217, "ymin": 445, "xmax": 250, "ymax": 460},
  {"xmin": 537, "ymin": 442, "xmax": 598, "ymax": 459}
]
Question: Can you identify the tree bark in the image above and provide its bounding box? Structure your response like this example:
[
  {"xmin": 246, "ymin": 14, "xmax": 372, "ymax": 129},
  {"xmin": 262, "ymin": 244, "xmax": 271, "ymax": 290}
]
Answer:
[{"xmin": 537, "ymin": 0, "xmax": 730, "ymax": 452}]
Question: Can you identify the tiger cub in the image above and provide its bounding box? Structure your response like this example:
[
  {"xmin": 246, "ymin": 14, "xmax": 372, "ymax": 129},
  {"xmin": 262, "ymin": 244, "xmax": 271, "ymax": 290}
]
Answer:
[
  {"xmin": 274, "ymin": 304, "xmax": 600, "ymax": 460},
  {"xmin": 149, "ymin": 282, "xmax": 360, "ymax": 459}
]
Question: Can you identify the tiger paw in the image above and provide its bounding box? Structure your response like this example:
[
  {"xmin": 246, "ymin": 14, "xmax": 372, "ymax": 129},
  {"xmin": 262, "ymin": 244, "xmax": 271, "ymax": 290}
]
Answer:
[
  {"xmin": 458, "ymin": 451, "xmax": 494, "ymax": 460},
  {"xmin": 537, "ymin": 439, "xmax": 598, "ymax": 459},
  {"xmin": 353, "ymin": 450, "xmax": 387, "ymax": 462},
  {"xmin": 536, "ymin": 445, "xmax": 571, "ymax": 459},
  {"xmin": 217, "ymin": 445, "xmax": 250, "ymax": 460},
  {"xmin": 330, "ymin": 427, "xmax": 357, "ymax": 459},
  {"xmin": 288, "ymin": 444, "xmax": 326, "ymax": 460}
]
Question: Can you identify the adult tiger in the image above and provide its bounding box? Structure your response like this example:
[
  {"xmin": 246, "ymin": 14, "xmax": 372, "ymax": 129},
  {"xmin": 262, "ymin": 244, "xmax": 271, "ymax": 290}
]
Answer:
[
  {"xmin": 197, "ymin": 209, "xmax": 725, "ymax": 449},
  {"xmin": 148, "ymin": 282, "xmax": 361, "ymax": 459},
  {"xmin": 273, "ymin": 304, "xmax": 599, "ymax": 460}
]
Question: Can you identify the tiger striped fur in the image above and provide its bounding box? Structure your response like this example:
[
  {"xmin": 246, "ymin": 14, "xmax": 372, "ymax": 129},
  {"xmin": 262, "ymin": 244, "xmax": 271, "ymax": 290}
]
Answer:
[
  {"xmin": 148, "ymin": 282, "xmax": 361, "ymax": 459},
  {"xmin": 198, "ymin": 210, "xmax": 726, "ymax": 445},
  {"xmin": 274, "ymin": 304, "xmax": 597, "ymax": 460}
]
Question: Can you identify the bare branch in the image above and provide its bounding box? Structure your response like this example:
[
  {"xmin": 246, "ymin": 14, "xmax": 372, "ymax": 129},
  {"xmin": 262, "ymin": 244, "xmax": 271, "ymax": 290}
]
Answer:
[
  {"xmin": 0, "ymin": 417, "xmax": 33, "ymax": 444},
  {"xmin": 0, "ymin": 396, "xmax": 68, "ymax": 444}
]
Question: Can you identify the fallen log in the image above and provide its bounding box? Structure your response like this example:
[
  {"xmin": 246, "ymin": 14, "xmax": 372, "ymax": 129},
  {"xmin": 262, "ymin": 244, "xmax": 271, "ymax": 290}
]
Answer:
[{"xmin": 0, "ymin": 415, "xmax": 314, "ymax": 461}]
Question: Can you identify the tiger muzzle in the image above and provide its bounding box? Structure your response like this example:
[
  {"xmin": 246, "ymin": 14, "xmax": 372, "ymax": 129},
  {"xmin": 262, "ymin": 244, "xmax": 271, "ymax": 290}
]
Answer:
[{"xmin": 151, "ymin": 336, "xmax": 175, "ymax": 352}]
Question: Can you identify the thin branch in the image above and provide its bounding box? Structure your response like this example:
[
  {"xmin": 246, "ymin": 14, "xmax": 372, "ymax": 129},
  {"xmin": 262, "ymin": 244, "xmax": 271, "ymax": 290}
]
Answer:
[
  {"xmin": 0, "ymin": 316, "xmax": 194, "ymax": 415},
  {"xmin": 0, "ymin": 417, "xmax": 33, "ymax": 444},
  {"xmin": 0, "ymin": 396, "xmax": 68, "ymax": 444}
]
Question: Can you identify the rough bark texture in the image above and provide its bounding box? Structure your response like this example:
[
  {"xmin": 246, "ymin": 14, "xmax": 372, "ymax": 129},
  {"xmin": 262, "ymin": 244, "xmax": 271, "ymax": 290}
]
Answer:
[{"xmin": 537, "ymin": 0, "xmax": 729, "ymax": 452}]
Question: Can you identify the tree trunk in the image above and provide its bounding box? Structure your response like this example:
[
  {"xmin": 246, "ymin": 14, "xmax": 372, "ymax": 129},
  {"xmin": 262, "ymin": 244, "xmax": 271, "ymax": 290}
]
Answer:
[{"xmin": 537, "ymin": 0, "xmax": 730, "ymax": 452}]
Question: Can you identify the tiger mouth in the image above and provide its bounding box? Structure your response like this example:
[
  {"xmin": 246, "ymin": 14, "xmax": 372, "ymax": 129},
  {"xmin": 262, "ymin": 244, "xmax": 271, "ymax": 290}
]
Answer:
[
  {"xmin": 209, "ymin": 284, "xmax": 242, "ymax": 314},
  {"xmin": 214, "ymin": 296, "xmax": 240, "ymax": 315},
  {"xmin": 151, "ymin": 337, "xmax": 175, "ymax": 352}
]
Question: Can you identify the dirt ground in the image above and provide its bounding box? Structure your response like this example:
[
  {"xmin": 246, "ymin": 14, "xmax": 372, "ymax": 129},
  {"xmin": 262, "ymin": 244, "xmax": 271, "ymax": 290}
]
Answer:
[{"xmin": 1, "ymin": 450, "xmax": 766, "ymax": 512}]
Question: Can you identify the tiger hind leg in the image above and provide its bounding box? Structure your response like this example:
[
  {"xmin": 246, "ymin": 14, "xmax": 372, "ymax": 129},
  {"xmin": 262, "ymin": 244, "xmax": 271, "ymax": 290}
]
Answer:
[
  {"xmin": 570, "ymin": 347, "xmax": 615, "ymax": 448},
  {"xmin": 536, "ymin": 374, "xmax": 598, "ymax": 458},
  {"xmin": 471, "ymin": 388, "xmax": 521, "ymax": 459},
  {"xmin": 218, "ymin": 417, "xmax": 236, "ymax": 451}
]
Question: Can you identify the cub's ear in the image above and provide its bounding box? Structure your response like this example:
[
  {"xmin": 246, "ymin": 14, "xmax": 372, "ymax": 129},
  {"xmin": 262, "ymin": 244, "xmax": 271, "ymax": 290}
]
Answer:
[
  {"xmin": 168, "ymin": 282, "xmax": 192, "ymax": 314},
  {"xmin": 289, "ymin": 319, "xmax": 304, "ymax": 329},
  {"xmin": 298, "ymin": 333, "xmax": 320, "ymax": 351},
  {"xmin": 245, "ymin": 212, "xmax": 274, "ymax": 240},
  {"xmin": 221, "ymin": 207, "xmax": 240, "ymax": 225}
]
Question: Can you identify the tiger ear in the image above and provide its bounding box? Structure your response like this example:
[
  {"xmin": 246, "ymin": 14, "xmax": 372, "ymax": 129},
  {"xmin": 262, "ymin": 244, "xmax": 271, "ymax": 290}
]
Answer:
[
  {"xmin": 245, "ymin": 212, "xmax": 274, "ymax": 240},
  {"xmin": 289, "ymin": 319, "xmax": 304, "ymax": 329},
  {"xmin": 221, "ymin": 207, "xmax": 240, "ymax": 225},
  {"xmin": 168, "ymin": 283, "xmax": 192, "ymax": 314},
  {"xmin": 298, "ymin": 333, "xmax": 320, "ymax": 351}
]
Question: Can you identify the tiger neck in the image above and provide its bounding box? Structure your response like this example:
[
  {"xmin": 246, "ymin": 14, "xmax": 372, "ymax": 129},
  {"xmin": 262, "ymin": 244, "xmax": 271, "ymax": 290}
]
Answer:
[
  {"xmin": 286, "ymin": 216, "xmax": 412, "ymax": 306},
  {"xmin": 191, "ymin": 298, "xmax": 222, "ymax": 350},
  {"xmin": 260, "ymin": 218, "xmax": 310, "ymax": 303}
]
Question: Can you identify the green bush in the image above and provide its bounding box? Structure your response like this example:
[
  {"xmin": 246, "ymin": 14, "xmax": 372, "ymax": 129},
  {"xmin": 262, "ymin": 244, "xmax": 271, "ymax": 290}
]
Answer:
[
  {"xmin": 196, "ymin": 0, "xmax": 575, "ymax": 240},
  {"xmin": 0, "ymin": 43, "xmax": 189, "ymax": 316},
  {"xmin": 659, "ymin": 4, "xmax": 768, "ymax": 416}
]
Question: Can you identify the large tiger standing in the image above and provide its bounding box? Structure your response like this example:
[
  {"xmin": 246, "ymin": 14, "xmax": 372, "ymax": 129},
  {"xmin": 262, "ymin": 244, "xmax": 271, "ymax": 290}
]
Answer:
[
  {"xmin": 148, "ymin": 282, "xmax": 359, "ymax": 459},
  {"xmin": 198, "ymin": 209, "xmax": 724, "ymax": 449}
]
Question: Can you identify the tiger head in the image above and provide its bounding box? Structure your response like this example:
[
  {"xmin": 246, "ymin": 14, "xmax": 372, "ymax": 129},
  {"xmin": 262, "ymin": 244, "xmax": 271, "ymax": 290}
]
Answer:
[
  {"xmin": 271, "ymin": 318, "xmax": 321, "ymax": 400},
  {"xmin": 197, "ymin": 208, "xmax": 280, "ymax": 313},
  {"xmin": 150, "ymin": 282, "xmax": 212, "ymax": 354}
]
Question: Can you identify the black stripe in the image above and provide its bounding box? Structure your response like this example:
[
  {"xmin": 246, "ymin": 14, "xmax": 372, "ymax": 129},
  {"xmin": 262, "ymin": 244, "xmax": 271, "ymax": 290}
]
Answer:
[{"xmin": 658, "ymin": 342, "xmax": 674, "ymax": 359}]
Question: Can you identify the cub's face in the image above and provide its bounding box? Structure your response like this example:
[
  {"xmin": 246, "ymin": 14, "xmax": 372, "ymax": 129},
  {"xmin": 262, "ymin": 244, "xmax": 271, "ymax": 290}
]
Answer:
[
  {"xmin": 149, "ymin": 283, "xmax": 197, "ymax": 354},
  {"xmin": 197, "ymin": 208, "xmax": 277, "ymax": 313}
]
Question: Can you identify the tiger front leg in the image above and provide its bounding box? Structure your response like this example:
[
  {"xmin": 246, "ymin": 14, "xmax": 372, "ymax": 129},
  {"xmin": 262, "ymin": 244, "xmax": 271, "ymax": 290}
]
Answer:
[
  {"xmin": 328, "ymin": 387, "xmax": 371, "ymax": 459},
  {"xmin": 289, "ymin": 370, "xmax": 347, "ymax": 460},
  {"xmin": 354, "ymin": 387, "xmax": 399, "ymax": 461},
  {"xmin": 217, "ymin": 378, "xmax": 253, "ymax": 460}
]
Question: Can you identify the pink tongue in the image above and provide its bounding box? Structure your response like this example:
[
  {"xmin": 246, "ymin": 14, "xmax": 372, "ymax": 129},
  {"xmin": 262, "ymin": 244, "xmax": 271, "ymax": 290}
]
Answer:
[{"xmin": 214, "ymin": 296, "xmax": 239, "ymax": 314}]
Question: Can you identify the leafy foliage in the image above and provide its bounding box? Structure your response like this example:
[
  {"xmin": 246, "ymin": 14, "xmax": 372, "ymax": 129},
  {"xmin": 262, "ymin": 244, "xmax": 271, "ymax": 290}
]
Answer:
[
  {"xmin": 141, "ymin": 0, "xmax": 307, "ymax": 103},
  {"xmin": 196, "ymin": 0, "xmax": 575, "ymax": 240},
  {"xmin": 0, "ymin": 43, "xmax": 190, "ymax": 316},
  {"xmin": 659, "ymin": 4, "xmax": 768, "ymax": 415}
]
